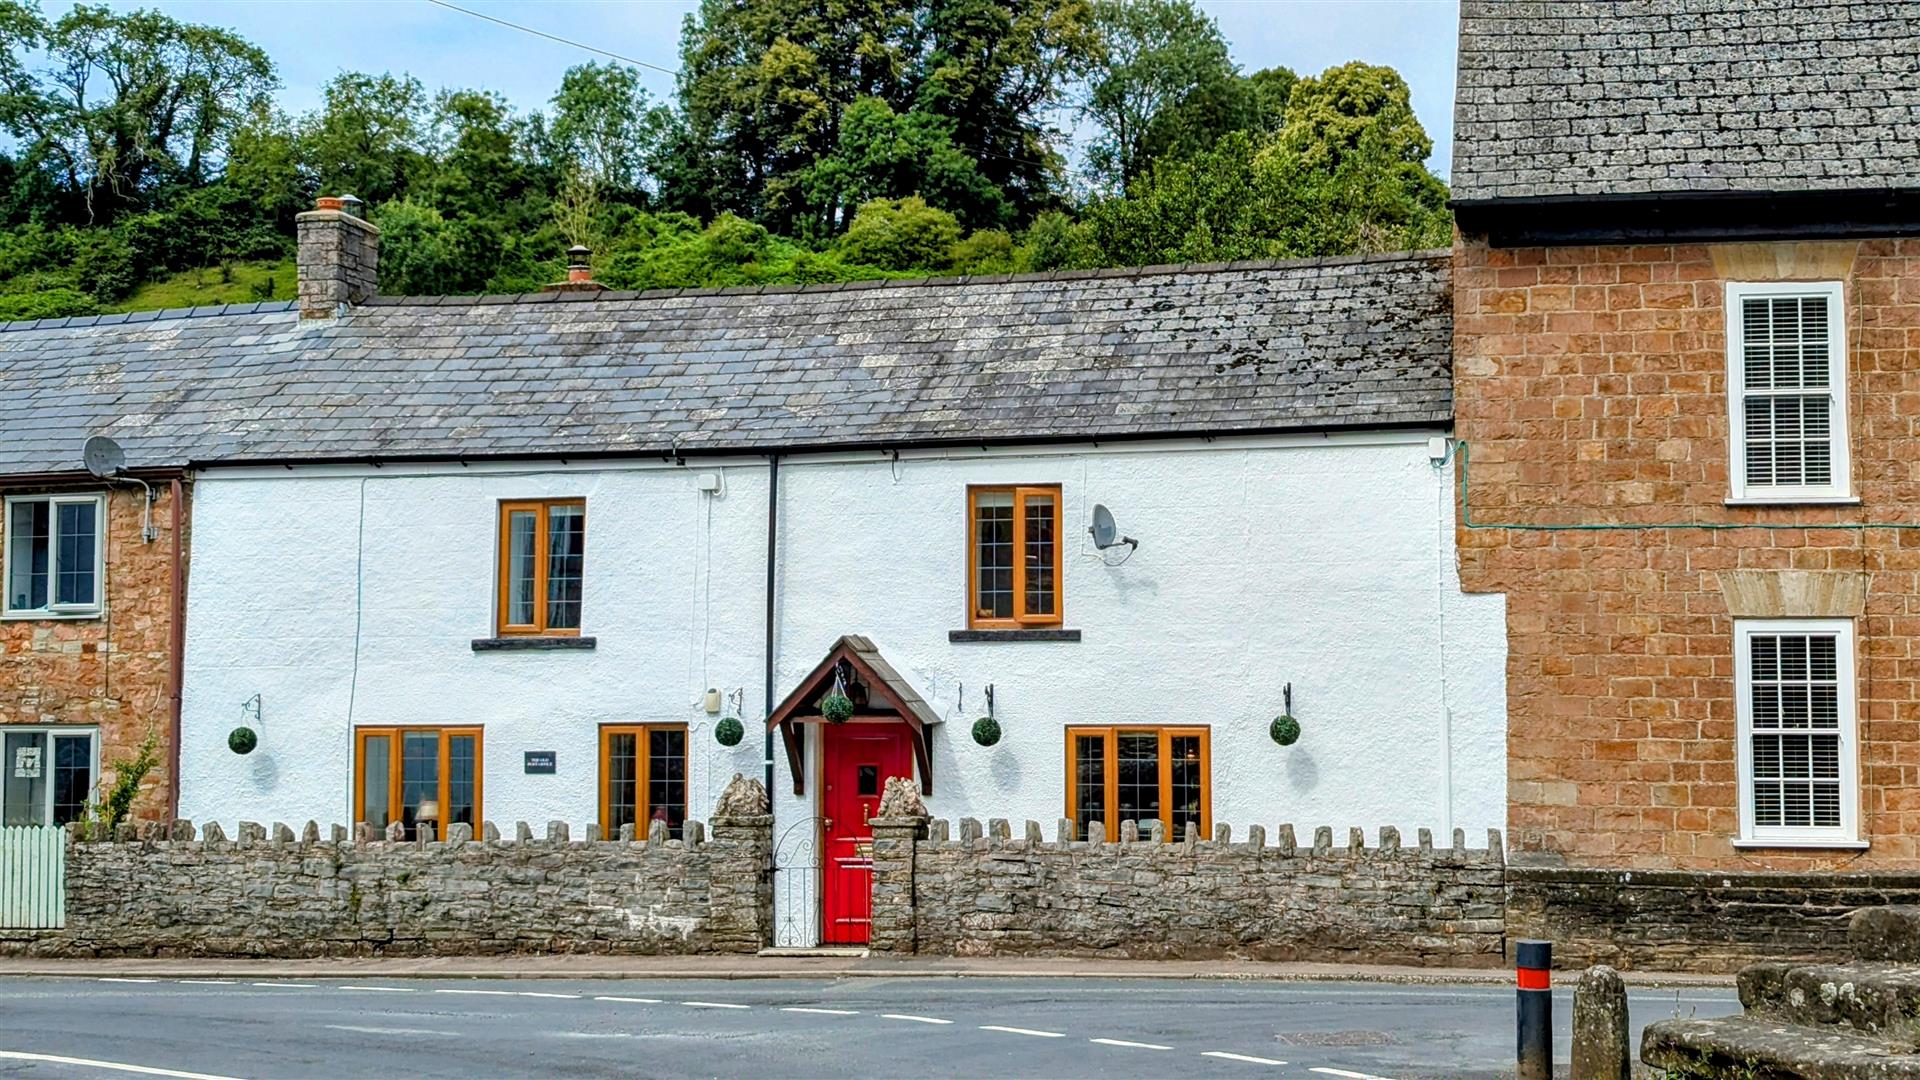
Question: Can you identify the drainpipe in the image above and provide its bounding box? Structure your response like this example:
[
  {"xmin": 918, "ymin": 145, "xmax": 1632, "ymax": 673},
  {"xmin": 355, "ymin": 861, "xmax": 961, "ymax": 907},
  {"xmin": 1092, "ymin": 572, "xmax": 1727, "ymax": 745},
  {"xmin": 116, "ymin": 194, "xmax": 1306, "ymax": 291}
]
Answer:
[
  {"xmin": 764, "ymin": 455, "xmax": 779, "ymax": 797},
  {"xmin": 166, "ymin": 477, "xmax": 188, "ymax": 821}
]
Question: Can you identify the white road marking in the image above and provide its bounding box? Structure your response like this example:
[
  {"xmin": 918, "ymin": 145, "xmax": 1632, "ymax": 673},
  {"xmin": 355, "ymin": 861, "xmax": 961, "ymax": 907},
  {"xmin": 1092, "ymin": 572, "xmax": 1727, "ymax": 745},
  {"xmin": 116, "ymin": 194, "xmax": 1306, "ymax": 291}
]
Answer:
[
  {"xmin": 1091, "ymin": 1038, "xmax": 1172, "ymax": 1050},
  {"xmin": 1202, "ymin": 1051, "xmax": 1288, "ymax": 1066},
  {"xmin": 515, "ymin": 992, "xmax": 580, "ymax": 999},
  {"xmin": 249, "ymin": 982, "xmax": 315, "ymax": 989},
  {"xmin": 681, "ymin": 1001, "xmax": 751, "ymax": 1009},
  {"xmin": 882, "ymin": 1014, "xmax": 953, "ymax": 1025},
  {"xmin": 97, "ymin": 978, "xmax": 159, "ymax": 984},
  {"xmin": 782, "ymin": 1007, "xmax": 858, "ymax": 1016},
  {"xmin": 595, "ymin": 995, "xmax": 663, "ymax": 1004},
  {"xmin": 1311, "ymin": 1069, "xmax": 1395, "ymax": 1080},
  {"xmin": 980, "ymin": 1025, "xmax": 1065, "ymax": 1038},
  {"xmin": 0, "ymin": 1050, "xmax": 241, "ymax": 1080},
  {"xmin": 434, "ymin": 988, "xmax": 520, "ymax": 996},
  {"xmin": 338, "ymin": 985, "xmax": 416, "ymax": 993},
  {"xmin": 553, "ymin": 1032, "xmax": 633, "ymax": 1040},
  {"xmin": 323, "ymin": 1025, "xmax": 458, "ymax": 1037},
  {"xmin": 175, "ymin": 980, "xmax": 235, "ymax": 986}
]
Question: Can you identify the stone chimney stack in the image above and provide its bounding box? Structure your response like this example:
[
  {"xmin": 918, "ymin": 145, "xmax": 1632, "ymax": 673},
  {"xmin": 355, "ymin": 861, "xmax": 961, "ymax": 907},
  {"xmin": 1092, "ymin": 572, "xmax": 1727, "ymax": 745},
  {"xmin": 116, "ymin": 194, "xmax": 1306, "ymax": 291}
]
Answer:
[{"xmin": 296, "ymin": 194, "xmax": 380, "ymax": 319}]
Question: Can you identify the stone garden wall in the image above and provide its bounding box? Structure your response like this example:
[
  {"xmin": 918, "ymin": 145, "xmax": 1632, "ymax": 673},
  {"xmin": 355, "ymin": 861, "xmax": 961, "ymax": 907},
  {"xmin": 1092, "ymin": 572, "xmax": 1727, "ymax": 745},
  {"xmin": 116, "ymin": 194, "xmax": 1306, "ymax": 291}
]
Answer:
[
  {"xmin": 1506, "ymin": 866, "xmax": 1920, "ymax": 973},
  {"xmin": 868, "ymin": 813, "xmax": 1507, "ymax": 965},
  {"xmin": 2, "ymin": 778, "xmax": 775, "ymax": 959}
]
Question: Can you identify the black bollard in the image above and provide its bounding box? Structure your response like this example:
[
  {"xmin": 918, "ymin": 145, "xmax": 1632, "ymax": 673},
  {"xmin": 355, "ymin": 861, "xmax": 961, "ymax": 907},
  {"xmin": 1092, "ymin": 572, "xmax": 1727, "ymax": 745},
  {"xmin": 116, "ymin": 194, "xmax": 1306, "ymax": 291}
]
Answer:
[{"xmin": 1516, "ymin": 939, "xmax": 1552, "ymax": 1080}]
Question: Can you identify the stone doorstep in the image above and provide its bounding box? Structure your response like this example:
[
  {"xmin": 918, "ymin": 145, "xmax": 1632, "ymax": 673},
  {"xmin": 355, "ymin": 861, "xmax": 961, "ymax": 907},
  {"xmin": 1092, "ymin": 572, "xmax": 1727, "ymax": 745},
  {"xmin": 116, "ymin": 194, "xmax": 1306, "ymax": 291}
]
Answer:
[{"xmin": 1642, "ymin": 1015, "xmax": 1920, "ymax": 1080}]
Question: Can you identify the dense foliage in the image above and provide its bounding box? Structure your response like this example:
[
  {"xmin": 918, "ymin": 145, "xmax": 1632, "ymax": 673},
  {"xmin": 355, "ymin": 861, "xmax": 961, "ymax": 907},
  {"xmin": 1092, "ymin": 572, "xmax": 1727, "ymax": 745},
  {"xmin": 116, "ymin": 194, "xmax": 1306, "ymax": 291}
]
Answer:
[{"xmin": 0, "ymin": 0, "xmax": 1452, "ymax": 315}]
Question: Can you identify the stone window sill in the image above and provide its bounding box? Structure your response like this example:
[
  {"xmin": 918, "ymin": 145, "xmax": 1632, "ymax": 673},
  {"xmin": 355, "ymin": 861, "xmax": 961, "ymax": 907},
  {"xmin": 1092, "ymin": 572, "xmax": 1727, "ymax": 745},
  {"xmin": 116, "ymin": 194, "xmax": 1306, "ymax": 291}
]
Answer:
[
  {"xmin": 1723, "ymin": 496, "xmax": 1860, "ymax": 507},
  {"xmin": 1731, "ymin": 838, "xmax": 1868, "ymax": 850},
  {"xmin": 1, "ymin": 610, "xmax": 102, "ymax": 622},
  {"xmin": 471, "ymin": 636, "xmax": 597, "ymax": 652},
  {"xmin": 948, "ymin": 629, "xmax": 1082, "ymax": 643}
]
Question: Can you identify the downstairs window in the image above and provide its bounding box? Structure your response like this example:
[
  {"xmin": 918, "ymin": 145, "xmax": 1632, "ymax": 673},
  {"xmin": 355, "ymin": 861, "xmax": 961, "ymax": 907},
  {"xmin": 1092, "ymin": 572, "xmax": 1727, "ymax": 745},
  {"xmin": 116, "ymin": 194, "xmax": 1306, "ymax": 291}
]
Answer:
[
  {"xmin": 1065, "ymin": 726, "xmax": 1209, "ymax": 842},
  {"xmin": 600, "ymin": 725, "xmax": 688, "ymax": 840},
  {"xmin": 1736, "ymin": 619, "xmax": 1858, "ymax": 846},
  {"xmin": 355, "ymin": 727, "xmax": 481, "ymax": 840}
]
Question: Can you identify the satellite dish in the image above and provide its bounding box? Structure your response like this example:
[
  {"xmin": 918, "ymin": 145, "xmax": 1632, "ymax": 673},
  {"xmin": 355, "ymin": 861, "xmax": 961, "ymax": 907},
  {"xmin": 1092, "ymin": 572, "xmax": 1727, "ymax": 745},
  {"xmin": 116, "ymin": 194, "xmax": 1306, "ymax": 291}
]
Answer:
[
  {"xmin": 82, "ymin": 435, "xmax": 125, "ymax": 479},
  {"xmin": 1089, "ymin": 504, "xmax": 1138, "ymax": 552}
]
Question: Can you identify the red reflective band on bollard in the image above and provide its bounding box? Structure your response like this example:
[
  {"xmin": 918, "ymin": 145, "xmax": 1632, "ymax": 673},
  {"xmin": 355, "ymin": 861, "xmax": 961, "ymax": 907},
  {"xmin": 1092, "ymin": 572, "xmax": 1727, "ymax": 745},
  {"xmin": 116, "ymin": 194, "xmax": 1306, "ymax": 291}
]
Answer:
[{"xmin": 1516, "ymin": 967, "xmax": 1551, "ymax": 990}]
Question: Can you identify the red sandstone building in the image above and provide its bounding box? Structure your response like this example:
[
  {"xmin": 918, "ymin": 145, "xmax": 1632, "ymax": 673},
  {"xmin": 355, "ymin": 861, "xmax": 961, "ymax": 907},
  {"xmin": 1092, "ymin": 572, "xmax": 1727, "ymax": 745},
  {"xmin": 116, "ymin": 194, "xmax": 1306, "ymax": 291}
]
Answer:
[
  {"xmin": 1453, "ymin": 0, "xmax": 1920, "ymax": 877},
  {"xmin": 0, "ymin": 472, "xmax": 184, "ymax": 826}
]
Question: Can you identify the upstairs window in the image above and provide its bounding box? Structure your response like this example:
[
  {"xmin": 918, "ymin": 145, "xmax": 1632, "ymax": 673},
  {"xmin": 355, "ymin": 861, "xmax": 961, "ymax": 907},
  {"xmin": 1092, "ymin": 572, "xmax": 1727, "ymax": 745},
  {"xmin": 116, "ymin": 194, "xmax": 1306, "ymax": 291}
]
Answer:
[
  {"xmin": 4, "ymin": 494, "xmax": 103, "ymax": 617},
  {"xmin": 1726, "ymin": 282, "xmax": 1849, "ymax": 502},
  {"xmin": 968, "ymin": 485, "xmax": 1061, "ymax": 628},
  {"xmin": 1735, "ymin": 619, "xmax": 1858, "ymax": 847},
  {"xmin": 496, "ymin": 499, "xmax": 585, "ymax": 636}
]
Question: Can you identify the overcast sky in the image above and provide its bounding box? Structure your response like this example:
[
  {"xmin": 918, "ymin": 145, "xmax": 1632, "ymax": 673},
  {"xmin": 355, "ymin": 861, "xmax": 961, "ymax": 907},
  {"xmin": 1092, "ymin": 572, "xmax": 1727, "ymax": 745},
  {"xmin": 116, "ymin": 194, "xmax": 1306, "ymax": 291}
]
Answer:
[{"xmin": 52, "ymin": 0, "xmax": 1461, "ymax": 176}]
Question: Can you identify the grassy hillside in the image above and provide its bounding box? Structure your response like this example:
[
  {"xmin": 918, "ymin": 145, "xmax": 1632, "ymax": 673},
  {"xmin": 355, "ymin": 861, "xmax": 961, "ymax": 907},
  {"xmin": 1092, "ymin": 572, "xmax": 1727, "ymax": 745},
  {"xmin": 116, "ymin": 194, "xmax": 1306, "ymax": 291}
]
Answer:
[{"xmin": 107, "ymin": 260, "xmax": 296, "ymax": 313}]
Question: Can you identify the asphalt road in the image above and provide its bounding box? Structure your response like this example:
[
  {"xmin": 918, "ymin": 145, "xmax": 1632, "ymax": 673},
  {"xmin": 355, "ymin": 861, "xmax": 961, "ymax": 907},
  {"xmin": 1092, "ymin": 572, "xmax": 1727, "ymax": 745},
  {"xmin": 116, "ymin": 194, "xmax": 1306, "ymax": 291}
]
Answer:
[{"xmin": 0, "ymin": 976, "xmax": 1737, "ymax": 1079}]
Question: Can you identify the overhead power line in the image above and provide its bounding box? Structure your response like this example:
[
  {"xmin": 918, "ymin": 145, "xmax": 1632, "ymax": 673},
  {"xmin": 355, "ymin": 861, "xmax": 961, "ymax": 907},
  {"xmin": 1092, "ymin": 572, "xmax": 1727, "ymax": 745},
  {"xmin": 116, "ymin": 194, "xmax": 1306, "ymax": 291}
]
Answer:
[{"xmin": 422, "ymin": 0, "xmax": 680, "ymax": 78}]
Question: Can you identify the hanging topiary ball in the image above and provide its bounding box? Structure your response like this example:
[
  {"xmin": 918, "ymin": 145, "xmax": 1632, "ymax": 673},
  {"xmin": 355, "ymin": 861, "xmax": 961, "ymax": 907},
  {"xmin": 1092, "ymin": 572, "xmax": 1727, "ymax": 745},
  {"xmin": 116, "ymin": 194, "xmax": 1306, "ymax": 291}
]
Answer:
[
  {"xmin": 228, "ymin": 727, "xmax": 258, "ymax": 755},
  {"xmin": 714, "ymin": 716, "xmax": 744, "ymax": 747},
  {"xmin": 821, "ymin": 692, "xmax": 854, "ymax": 724},
  {"xmin": 971, "ymin": 716, "xmax": 1001, "ymax": 747},
  {"xmin": 1270, "ymin": 714, "xmax": 1301, "ymax": 747}
]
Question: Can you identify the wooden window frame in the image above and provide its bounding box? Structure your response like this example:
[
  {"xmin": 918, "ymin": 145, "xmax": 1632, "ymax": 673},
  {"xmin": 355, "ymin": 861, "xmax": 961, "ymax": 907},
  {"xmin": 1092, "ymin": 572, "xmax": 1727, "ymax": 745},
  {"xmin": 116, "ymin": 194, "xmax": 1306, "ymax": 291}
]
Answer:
[
  {"xmin": 1063, "ymin": 725, "xmax": 1211, "ymax": 841},
  {"xmin": 966, "ymin": 484, "xmax": 1063, "ymax": 629},
  {"xmin": 1723, "ymin": 281, "xmax": 1851, "ymax": 504},
  {"xmin": 352, "ymin": 726, "xmax": 484, "ymax": 833},
  {"xmin": 495, "ymin": 498, "xmax": 585, "ymax": 637},
  {"xmin": 3, "ymin": 492, "xmax": 106, "ymax": 619},
  {"xmin": 598, "ymin": 724, "xmax": 688, "ymax": 837},
  {"xmin": 1733, "ymin": 618, "xmax": 1861, "ymax": 849}
]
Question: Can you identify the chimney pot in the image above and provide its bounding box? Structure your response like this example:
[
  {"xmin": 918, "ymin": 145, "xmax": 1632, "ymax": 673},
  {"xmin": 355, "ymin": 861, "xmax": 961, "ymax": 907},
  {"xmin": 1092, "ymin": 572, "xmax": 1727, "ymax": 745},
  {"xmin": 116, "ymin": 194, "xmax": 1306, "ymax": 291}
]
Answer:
[
  {"xmin": 545, "ymin": 244, "xmax": 605, "ymax": 292},
  {"xmin": 296, "ymin": 194, "xmax": 381, "ymax": 318}
]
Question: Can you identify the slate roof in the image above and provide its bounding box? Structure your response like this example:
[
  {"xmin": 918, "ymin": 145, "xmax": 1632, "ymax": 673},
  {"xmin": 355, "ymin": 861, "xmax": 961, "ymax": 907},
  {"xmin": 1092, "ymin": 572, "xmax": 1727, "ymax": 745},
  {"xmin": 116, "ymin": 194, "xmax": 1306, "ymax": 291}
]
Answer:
[
  {"xmin": 0, "ymin": 252, "xmax": 1453, "ymax": 476},
  {"xmin": 1452, "ymin": 0, "xmax": 1920, "ymax": 202}
]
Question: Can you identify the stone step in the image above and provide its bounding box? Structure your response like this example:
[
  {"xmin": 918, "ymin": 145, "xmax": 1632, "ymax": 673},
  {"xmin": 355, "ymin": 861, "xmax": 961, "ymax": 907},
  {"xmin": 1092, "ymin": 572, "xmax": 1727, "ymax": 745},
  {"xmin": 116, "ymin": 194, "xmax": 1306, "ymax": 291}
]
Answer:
[
  {"xmin": 1643, "ymin": 1015, "xmax": 1920, "ymax": 1079},
  {"xmin": 1740, "ymin": 961, "xmax": 1920, "ymax": 1048},
  {"xmin": 1855, "ymin": 907, "xmax": 1920, "ymax": 963}
]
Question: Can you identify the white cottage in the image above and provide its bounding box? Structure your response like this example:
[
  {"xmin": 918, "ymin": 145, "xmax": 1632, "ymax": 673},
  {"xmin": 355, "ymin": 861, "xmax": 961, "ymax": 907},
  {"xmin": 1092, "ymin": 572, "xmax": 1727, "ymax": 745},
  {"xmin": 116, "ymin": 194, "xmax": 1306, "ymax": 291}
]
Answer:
[{"xmin": 0, "ymin": 203, "xmax": 1507, "ymax": 946}]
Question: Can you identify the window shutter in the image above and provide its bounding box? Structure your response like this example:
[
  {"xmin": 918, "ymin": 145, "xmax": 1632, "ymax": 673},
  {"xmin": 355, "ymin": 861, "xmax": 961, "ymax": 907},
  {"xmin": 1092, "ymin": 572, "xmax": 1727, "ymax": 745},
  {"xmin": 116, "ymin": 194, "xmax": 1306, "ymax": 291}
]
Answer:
[{"xmin": 1740, "ymin": 295, "xmax": 1835, "ymax": 489}]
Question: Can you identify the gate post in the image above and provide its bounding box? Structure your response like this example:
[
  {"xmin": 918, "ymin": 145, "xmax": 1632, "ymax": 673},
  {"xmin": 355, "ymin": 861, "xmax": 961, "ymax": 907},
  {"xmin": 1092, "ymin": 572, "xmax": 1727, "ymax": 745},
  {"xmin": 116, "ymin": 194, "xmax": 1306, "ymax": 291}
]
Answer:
[{"xmin": 869, "ymin": 814, "xmax": 926, "ymax": 955}]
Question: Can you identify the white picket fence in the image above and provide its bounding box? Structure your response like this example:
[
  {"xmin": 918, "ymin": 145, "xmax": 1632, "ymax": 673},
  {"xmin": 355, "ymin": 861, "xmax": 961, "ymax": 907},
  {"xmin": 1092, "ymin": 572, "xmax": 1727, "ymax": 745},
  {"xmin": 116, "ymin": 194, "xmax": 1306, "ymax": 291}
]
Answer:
[{"xmin": 0, "ymin": 825, "xmax": 65, "ymax": 929}]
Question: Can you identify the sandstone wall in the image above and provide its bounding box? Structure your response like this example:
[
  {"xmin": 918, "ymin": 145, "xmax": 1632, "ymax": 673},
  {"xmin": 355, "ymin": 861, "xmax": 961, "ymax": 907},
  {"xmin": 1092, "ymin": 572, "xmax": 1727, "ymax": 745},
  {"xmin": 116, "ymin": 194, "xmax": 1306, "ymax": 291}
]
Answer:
[
  {"xmin": 1506, "ymin": 866, "xmax": 1920, "ymax": 973},
  {"xmin": 869, "ymin": 817, "xmax": 1506, "ymax": 965},
  {"xmin": 1453, "ymin": 235, "xmax": 1920, "ymax": 870},
  {"xmin": 4, "ymin": 815, "xmax": 772, "ymax": 958}
]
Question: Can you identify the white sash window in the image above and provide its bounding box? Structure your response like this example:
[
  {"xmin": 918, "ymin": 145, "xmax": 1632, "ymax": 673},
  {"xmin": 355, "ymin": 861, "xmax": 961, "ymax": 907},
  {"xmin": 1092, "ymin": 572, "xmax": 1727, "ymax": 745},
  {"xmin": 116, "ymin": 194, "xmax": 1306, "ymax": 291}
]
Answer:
[
  {"xmin": 1735, "ymin": 619, "xmax": 1859, "ymax": 848},
  {"xmin": 1725, "ymin": 282, "xmax": 1850, "ymax": 503}
]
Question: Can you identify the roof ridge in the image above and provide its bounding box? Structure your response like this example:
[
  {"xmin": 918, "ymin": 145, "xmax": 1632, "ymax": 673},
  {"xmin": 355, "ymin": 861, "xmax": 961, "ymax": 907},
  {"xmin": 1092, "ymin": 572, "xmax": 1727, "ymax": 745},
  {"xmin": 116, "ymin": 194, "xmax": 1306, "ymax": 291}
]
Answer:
[
  {"xmin": 0, "ymin": 299, "xmax": 297, "ymax": 332},
  {"xmin": 361, "ymin": 248, "xmax": 1454, "ymax": 309}
]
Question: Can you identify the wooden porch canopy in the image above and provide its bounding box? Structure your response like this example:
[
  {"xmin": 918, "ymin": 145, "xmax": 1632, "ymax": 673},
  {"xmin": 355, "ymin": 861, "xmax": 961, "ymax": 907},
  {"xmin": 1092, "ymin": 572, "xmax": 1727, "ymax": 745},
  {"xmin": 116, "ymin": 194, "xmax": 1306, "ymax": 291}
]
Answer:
[{"xmin": 765, "ymin": 635, "xmax": 941, "ymax": 796}]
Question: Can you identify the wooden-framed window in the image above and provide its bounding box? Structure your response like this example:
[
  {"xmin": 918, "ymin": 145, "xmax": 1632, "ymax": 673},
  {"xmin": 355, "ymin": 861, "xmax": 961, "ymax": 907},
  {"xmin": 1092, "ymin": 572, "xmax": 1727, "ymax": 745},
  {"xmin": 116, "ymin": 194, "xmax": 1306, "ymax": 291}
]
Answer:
[
  {"xmin": 1064, "ymin": 726, "xmax": 1209, "ymax": 842},
  {"xmin": 967, "ymin": 485, "xmax": 1061, "ymax": 628},
  {"xmin": 354, "ymin": 726, "xmax": 482, "ymax": 840},
  {"xmin": 496, "ymin": 499, "xmax": 585, "ymax": 635},
  {"xmin": 1735, "ymin": 619, "xmax": 1860, "ymax": 848},
  {"xmin": 599, "ymin": 725, "xmax": 688, "ymax": 840},
  {"xmin": 4, "ymin": 493, "xmax": 104, "ymax": 617},
  {"xmin": 1725, "ymin": 281, "xmax": 1851, "ymax": 503},
  {"xmin": 1, "ymin": 727, "xmax": 96, "ymax": 827}
]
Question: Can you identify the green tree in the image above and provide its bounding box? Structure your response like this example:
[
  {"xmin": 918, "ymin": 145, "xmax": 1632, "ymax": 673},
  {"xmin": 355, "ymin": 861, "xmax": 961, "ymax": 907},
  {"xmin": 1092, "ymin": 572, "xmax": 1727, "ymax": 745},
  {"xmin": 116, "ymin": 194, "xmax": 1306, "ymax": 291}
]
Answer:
[
  {"xmin": 1277, "ymin": 61, "xmax": 1430, "ymax": 170},
  {"xmin": 1078, "ymin": 0, "xmax": 1233, "ymax": 190},
  {"xmin": 299, "ymin": 72, "xmax": 431, "ymax": 206},
  {"xmin": 0, "ymin": 2, "xmax": 276, "ymax": 219},
  {"xmin": 801, "ymin": 97, "xmax": 1006, "ymax": 230},
  {"xmin": 837, "ymin": 195, "xmax": 960, "ymax": 270},
  {"xmin": 547, "ymin": 62, "xmax": 668, "ymax": 197},
  {"xmin": 426, "ymin": 89, "xmax": 528, "ymax": 220},
  {"xmin": 1140, "ymin": 64, "xmax": 1294, "ymax": 167}
]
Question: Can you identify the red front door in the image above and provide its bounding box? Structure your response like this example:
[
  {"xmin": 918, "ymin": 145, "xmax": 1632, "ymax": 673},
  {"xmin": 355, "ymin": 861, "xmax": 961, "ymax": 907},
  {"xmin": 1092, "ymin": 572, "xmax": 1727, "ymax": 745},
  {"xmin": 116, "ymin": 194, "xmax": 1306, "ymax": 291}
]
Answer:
[{"xmin": 821, "ymin": 724, "xmax": 913, "ymax": 945}]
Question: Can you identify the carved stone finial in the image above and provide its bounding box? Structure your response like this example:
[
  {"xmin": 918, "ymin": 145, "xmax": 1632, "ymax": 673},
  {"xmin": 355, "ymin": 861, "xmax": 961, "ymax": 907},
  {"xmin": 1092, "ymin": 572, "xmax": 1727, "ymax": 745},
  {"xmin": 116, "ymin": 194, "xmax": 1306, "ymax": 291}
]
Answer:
[
  {"xmin": 875, "ymin": 775, "xmax": 926, "ymax": 819},
  {"xmin": 714, "ymin": 772, "xmax": 770, "ymax": 817}
]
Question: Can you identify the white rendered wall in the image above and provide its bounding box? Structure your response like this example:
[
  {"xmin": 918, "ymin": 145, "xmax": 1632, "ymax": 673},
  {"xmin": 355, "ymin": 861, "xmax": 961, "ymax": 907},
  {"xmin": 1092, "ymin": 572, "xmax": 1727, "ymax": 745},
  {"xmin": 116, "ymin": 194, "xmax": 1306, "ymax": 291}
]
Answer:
[
  {"xmin": 179, "ymin": 434, "xmax": 1507, "ymax": 945},
  {"xmin": 179, "ymin": 463, "xmax": 771, "ymax": 831}
]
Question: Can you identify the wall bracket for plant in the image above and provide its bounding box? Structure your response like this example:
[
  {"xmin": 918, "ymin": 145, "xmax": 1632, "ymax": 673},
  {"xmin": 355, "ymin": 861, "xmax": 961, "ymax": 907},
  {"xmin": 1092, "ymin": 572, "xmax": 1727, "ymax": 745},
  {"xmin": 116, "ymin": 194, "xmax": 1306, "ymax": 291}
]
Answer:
[
  {"xmin": 229, "ymin": 692, "xmax": 264, "ymax": 755},
  {"xmin": 971, "ymin": 682, "xmax": 1001, "ymax": 747},
  {"xmin": 1270, "ymin": 683, "xmax": 1301, "ymax": 747}
]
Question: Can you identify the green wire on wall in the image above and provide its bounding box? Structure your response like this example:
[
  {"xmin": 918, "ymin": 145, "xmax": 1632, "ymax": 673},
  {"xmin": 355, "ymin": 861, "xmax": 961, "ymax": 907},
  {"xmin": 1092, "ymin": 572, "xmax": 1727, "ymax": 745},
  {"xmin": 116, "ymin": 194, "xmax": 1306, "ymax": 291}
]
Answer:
[{"xmin": 1454, "ymin": 440, "xmax": 1920, "ymax": 532}]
